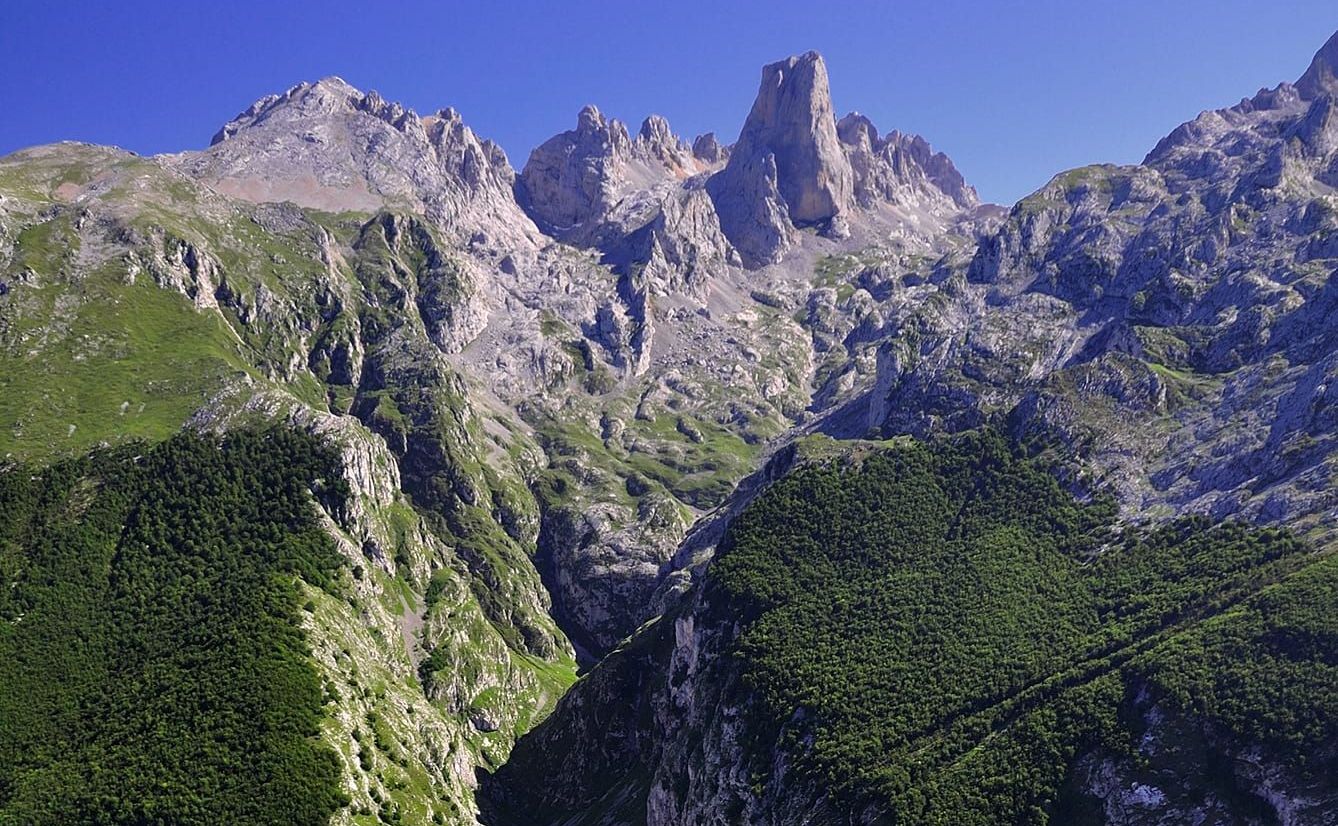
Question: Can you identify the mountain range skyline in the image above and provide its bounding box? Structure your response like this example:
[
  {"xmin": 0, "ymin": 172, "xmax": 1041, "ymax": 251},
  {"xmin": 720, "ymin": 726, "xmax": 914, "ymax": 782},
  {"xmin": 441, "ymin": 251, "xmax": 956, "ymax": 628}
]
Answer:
[{"xmin": 4, "ymin": 1, "xmax": 1337, "ymax": 205}]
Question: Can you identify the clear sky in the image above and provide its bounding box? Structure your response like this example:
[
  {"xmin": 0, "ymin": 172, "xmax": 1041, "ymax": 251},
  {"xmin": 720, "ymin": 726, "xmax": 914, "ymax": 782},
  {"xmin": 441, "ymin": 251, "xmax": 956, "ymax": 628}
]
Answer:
[{"xmin": 2, "ymin": 1, "xmax": 1335, "ymax": 205}]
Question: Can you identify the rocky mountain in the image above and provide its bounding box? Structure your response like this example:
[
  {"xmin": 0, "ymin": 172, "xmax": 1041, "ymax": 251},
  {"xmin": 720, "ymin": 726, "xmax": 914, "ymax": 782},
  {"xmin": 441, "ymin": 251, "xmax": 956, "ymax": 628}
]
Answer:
[
  {"xmin": 708, "ymin": 51, "xmax": 854, "ymax": 263},
  {"xmin": 483, "ymin": 32, "xmax": 1338, "ymax": 826},
  {"xmin": 0, "ymin": 27, "xmax": 1335, "ymax": 826},
  {"xmin": 853, "ymin": 31, "xmax": 1338, "ymax": 544},
  {"xmin": 169, "ymin": 77, "xmax": 538, "ymax": 249},
  {"xmin": 516, "ymin": 106, "xmax": 710, "ymax": 240}
]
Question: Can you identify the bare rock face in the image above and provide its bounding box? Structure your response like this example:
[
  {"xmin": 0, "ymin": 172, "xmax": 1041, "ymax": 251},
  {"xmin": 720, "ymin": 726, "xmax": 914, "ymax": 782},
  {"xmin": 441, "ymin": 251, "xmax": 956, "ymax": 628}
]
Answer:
[
  {"xmin": 1297, "ymin": 29, "xmax": 1338, "ymax": 100},
  {"xmin": 517, "ymin": 106, "xmax": 703, "ymax": 242},
  {"xmin": 837, "ymin": 112, "xmax": 978, "ymax": 210},
  {"xmin": 708, "ymin": 51, "xmax": 854, "ymax": 264},
  {"xmin": 630, "ymin": 185, "xmax": 742, "ymax": 295},
  {"xmin": 635, "ymin": 114, "xmax": 695, "ymax": 172},
  {"xmin": 517, "ymin": 105, "xmax": 634, "ymax": 235},
  {"xmin": 168, "ymin": 77, "xmax": 539, "ymax": 248},
  {"xmin": 730, "ymin": 51, "xmax": 853, "ymax": 224},
  {"xmin": 691, "ymin": 132, "xmax": 729, "ymax": 165},
  {"xmin": 516, "ymin": 106, "xmax": 740, "ymax": 318},
  {"xmin": 706, "ymin": 149, "xmax": 795, "ymax": 265}
]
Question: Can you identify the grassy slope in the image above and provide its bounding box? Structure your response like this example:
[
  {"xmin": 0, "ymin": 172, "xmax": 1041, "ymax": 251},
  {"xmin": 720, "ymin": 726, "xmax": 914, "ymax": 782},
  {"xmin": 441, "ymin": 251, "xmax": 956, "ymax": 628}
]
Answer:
[
  {"xmin": 0, "ymin": 236, "xmax": 251, "ymax": 458},
  {"xmin": 0, "ymin": 149, "xmax": 276, "ymax": 460}
]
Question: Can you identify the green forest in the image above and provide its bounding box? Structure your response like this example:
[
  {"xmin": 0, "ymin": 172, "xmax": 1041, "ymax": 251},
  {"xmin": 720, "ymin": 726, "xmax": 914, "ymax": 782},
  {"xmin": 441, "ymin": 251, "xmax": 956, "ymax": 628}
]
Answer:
[
  {"xmin": 0, "ymin": 429, "xmax": 351, "ymax": 825},
  {"xmin": 710, "ymin": 430, "xmax": 1337, "ymax": 824}
]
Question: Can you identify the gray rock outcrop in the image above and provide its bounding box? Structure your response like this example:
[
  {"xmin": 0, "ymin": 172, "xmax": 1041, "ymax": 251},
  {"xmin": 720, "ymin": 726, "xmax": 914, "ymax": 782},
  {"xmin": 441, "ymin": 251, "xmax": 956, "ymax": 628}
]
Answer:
[
  {"xmin": 708, "ymin": 51, "xmax": 854, "ymax": 264},
  {"xmin": 1297, "ymin": 29, "xmax": 1338, "ymax": 100},
  {"xmin": 837, "ymin": 112, "xmax": 978, "ymax": 209},
  {"xmin": 517, "ymin": 106, "xmax": 705, "ymax": 242},
  {"xmin": 691, "ymin": 132, "xmax": 729, "ymax": 164},
  {"xmin": 169, "ymin": 77, "xmax": 540, "ymax": 248}
]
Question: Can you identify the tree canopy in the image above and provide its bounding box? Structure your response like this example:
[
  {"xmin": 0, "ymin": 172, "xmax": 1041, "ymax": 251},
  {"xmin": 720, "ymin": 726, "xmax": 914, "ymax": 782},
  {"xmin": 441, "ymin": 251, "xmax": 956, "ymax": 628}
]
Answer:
[{"xmin": 0, "ymin": 428, "xmax": 351, "ymax": 825}]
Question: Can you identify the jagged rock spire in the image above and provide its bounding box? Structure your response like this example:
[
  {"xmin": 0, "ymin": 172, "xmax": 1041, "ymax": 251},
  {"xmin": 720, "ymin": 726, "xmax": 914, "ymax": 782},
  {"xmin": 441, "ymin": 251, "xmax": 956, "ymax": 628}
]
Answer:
[
  {"xmin": 747, "ymin": 52, "xmax": 851, "ymax": 223},
  {"xmin": 707, "ymin": 51, "xmax": 854, "ymax": 265},
  {"xmin": 691, "ymin": 132, "xmax": 728, "ymax": 164},
  {"xmin": 836, "ymin": 111, "xmax": 978, "ymax": 209},
  {"xmin": 517, "ymin": 105, "xmax": 631, "ymax": 232},
  {"xmin": 1297, "ymin": 29, "xmax": 1338, "ymax": 100},
  {"xmin": 517, "ymin": 106, "xmax": 702, "ymax": 240},
  {"xmin": 722, "ymin": 51, "xmax": 852, "ymax": 225}
]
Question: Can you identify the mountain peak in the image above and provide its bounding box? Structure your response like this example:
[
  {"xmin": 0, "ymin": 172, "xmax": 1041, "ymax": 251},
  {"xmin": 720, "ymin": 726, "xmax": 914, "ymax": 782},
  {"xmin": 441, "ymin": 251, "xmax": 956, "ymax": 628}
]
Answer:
[
  {"xmin": 637, "ymin": 114, "xmax": 673, "ymax": 145},
  {"xmin": 174, "ymin": 77, "xmax": 537, "ymax": 244},
  {"xmin": 705, "ymin": 50, "xmax": 854, "ymax": 264},
  {"xmin": 692, "ymin": 132, "xmax": 728, "ymax": 164},
  {"xmin": 311, "ymin": 75, "xmax": 356, "ymax": 93},
  {"xmin": 836, "ymin": 111, "xmax": 878, "ymax": 148},
  {"xmin": 1297, "ymin": 30, "xmax": 1338, "ymax": 99},
  {"xmin": 577, "ymin": 104, "xmax": 607, "ymax": 132},
  {"xmin": 735, "ymin": 50, "xmax": 851, "ymax": 224}
]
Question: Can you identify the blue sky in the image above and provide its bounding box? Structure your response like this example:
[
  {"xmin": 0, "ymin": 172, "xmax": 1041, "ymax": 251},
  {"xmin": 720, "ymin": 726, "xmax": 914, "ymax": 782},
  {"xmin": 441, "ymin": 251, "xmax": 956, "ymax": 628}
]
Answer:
[{"xmin": 2, "ymin": 1, "xmax": 1335, "ymax": 205}]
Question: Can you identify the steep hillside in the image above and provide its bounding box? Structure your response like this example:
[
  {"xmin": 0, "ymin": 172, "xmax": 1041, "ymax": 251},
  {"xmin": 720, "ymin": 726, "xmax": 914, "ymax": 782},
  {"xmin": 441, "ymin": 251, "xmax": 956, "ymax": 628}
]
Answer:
[
  {"xmin": 0, "ymin": 144, "xmax": 580, "ymax": 823},
  {"xmin": 0, "ymin": 429, "xmax": 350, "ymax": 824},
  {"xmin": 483, "ymin": 432, "xmax": 1337, "ymax": 825},
  {"xmin": 482, "ymin": 32, "xmax": 1338, "ymax": 826},
  {"xmin": 843, "ymin": 32, "xmax": 1338, "ymax": 545}
]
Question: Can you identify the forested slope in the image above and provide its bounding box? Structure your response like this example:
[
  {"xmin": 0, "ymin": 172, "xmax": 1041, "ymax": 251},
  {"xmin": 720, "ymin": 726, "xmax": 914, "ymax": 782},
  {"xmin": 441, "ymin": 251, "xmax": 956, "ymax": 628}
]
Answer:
[
  {"xmin": 0, "ymin": 429, "xmax": 350, "ymax": 824},
  {"xmin": 485, "ymin": 432, "xmax": 1338, "ymax": 825}
]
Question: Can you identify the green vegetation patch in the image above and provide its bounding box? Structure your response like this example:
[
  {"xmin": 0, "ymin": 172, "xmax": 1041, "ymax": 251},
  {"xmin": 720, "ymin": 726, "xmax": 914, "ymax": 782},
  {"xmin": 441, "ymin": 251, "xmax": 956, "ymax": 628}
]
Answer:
[
  {"xmin": 0, "ymin": 428, "xmax": 351, "ymax": 825},
  {"xmin": 0, "ymin": 222, "xmax": 252, "ymax": 460},
  {"xmin": 709, "ymin": 429, "xmax": 1329, "ymax": 823}
]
